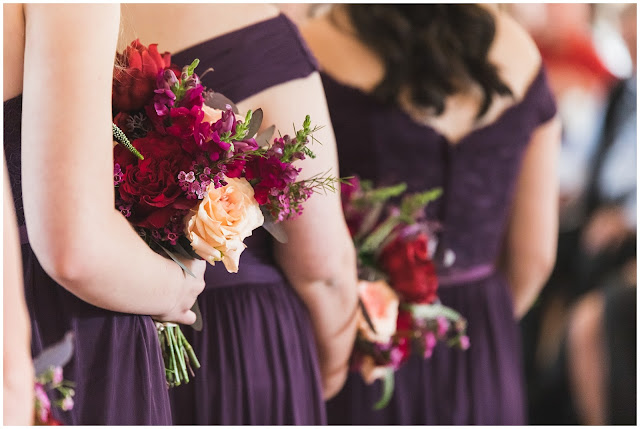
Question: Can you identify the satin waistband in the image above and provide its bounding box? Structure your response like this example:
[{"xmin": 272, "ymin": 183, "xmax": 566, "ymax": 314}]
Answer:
[
  {"xmin": 19, "ymin": 224, "xmax": 285, "ymax": 289},
  {"xmin": 438, "ymin": 264, "xmax": 496, "ymax": 287}
]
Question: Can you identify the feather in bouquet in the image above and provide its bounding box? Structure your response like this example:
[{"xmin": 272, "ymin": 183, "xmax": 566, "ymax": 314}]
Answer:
[
  {"xmin": 341, "ymin": 177, "xmax": 469, "ymax": 409},
  {"xmin": 112, "ymin": 40, "xmax": 340, "ymax": 387}
]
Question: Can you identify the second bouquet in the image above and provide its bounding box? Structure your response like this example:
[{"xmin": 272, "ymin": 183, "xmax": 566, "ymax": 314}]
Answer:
[{"xmin": 112, "ymin": 40, "xmax": 336, "ymax": 387}]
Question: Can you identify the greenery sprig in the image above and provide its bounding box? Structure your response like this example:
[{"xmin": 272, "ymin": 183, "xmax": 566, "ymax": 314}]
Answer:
[{"xmin": 112, "ymin": 123, "xmax": 144, "ymax": 160}]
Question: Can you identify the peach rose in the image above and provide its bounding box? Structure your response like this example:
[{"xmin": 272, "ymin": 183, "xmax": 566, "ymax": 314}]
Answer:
[
  {"xmin": 185, "ymin": 177, "xmax": 264, "ymax": 273},
  {"xmin": 358, "ymin": 279, "xmax": 399, "ymax": 344},
  {"xmin": 201, "ymin": 105, "xmax": 224, "ymax": 124},
  {"xmin": 360, "ymin": 356, "xmax": 390, "ymax": 385}
]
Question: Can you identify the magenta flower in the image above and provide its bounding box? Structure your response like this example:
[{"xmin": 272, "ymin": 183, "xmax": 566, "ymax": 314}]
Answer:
[
  {"xmin": 177, "ymin": 85, "xmax": 204, "ymax": 110},
  {"xmin": 234, "ymin": 138, "xmax": 259, "ymax": 153},
  {"xmin": 114, "ymin": 163, "xmax": 124, "ymax": 186},
  {"xmin": 436, "ymin": 317, "xmax": 450, "ymax": 337},
  {"xmin": 211, "ymin": 106, "xmax": 236, "ymax": 136},
  {"xmin": 34, "ymin": 383, "xmax": 51, "ymax": 422},
  {"xmin": 423, "ymin": 331, "xmax": 437, "ymax": 358}
]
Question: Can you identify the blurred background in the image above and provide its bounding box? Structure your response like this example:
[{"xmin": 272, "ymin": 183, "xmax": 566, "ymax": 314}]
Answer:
[{"xmin": 279, "ymin": 3, "xmax": 637, "ymax": 425}]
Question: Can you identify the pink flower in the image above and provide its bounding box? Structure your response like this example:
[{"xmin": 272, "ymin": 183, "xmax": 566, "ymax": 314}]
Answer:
[
  {"xmin": 61, "ymin": 396, "xmax": 74, "ymax": 411},
  {"xmin": 423, "ymin": 331, "xmax": 437, "ymax": 358},
  {"xmin": 51, "ymin": 366, "xmax": 63, "ymax": 385},
  {"xmin": 436, "ymin": 317, "xmax": 450, "ymax": 337},
  {"xmin": 34, "ymin": 383, "xmax": 51, "ymax": 423},
  {"xmin": 459, "ymin": 335, "xmax": 470, "ymax": 350}
]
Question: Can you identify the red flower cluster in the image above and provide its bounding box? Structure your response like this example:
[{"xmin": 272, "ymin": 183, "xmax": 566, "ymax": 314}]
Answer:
[
  {"xmin": 113, "ymin": 40, "xmax": 176, "ymax": 112},
  {"xmin": 380, "ymin": 233, "xmax": 439, "ymax": 304},
  {"xmin": 115, "ymin": 132, "xmax": 193, "ymax": 229},
  {"xmin": 245, "ymin": 155, "xmax": 296, "ymax": 204}
]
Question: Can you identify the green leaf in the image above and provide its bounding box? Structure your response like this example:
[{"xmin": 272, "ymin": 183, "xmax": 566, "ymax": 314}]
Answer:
[
  {"xmin": 33, "ymin": 331, "xmax": 74, "ymax": 377},
  {"xmin": 400, "ymin": 187, "xmax": 442, "ymax": 218},
  {"xmin": 405, "ymin": 302, "xmax": 463, "ymax": 321},
  {"xmin": 246, "ymin": 108, "xmax": 263, "ymax": 138},
  {"xmin": 190, "ymin": 301, "xmax": 203, "ymax": 332},
  {"xmin": 366, "ymin": 182, "xmax": 407, "ymax": 203},
  {"xmin": 186, "ymin": 58, "xmax": 200, "ymax": 76},
  {"xmin": 203, "ymin": 91, "xmax": 240, "ymax": 114},
  {"xmin": 256, "ymin": 124, "xmax": 275, "ymax": 147},
  {"xmin": 360, "ymin": 216, "xmax": 402, "ymax": 254},
  {"xmin": 159, "ymin": 244, "xmax": 195, "ymax": 278},
  {"xmin": 373, "ymin": 368, "xmax": 395, "ymax": 410}
]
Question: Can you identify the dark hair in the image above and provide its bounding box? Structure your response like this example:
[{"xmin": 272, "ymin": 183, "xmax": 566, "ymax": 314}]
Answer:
[{"xmin": 341, "ymin": 4, "xmax": 513, "ymax": 118}]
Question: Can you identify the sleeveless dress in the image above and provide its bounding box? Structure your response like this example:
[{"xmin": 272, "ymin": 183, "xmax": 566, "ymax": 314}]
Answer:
[
  {"xmin": 4, "ymin": 109, "xmax": 171, "ymax": 422},
  {"xmin": 168, "ymin": 14, "xmax": 326, "ymax": 425},
  {"xmin": 322, "ymin": 67, "xmax": 557, "ymax": 424}
]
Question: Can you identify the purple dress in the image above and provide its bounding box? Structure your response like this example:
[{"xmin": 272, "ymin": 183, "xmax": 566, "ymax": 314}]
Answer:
[
  {"xmin": 168, "ymin": 15, "xmax": 326, "ymax": 425},
  {"xmin": 4, "ymin": 100, "xmax": 171, "ymax": 423},
  {"xmin": 322, "ymin": 68, "xmax": 557, "ymax": 424}
]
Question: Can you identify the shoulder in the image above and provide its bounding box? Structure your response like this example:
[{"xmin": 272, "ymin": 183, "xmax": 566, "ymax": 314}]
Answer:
[
  {"xmin": 216, "ymin": 3, "xmax": 280, "ymax": 34},
  {"xmin": 301, "ymin": 12, "xmax": 384, "ymax": 92},
  {"xmin": 121, "ymin": 4, "xmax": 280, "ymax": 54},
  {"xmin": 489, "ymin": 10, "xmax": 543, "ymax": 100}
]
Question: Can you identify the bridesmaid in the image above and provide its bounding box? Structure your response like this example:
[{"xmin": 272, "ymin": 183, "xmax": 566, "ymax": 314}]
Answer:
[
  {"xmin": 121, "ymin": 3, "xmax": 359, "ymax": 425},
  {"xmin": 303, "ymin": 4, "xmax": 561, "ymax": 424},
  {"xmin": 3, "ymin": 4, "xmax": 206, "ymax": 424}
]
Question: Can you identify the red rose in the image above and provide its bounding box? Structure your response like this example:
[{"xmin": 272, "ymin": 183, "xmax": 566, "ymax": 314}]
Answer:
[
  {"xmin": 113, "ymin": 40, "xmax": 173, "ymax": 113},
  {"xmin": 380, "ymin": 233, "xmax": 439, "ymax": 304},
  {"xmin": 113, "ymin": 112, "xmax": 131, "ymax": 134},
  {"xmin": 115, "ymin": 132, "xmax": 195, "ymax": 228},
  {"xmin": 396, "ymin": 308, "xmax": 414, "ymax": 332}
]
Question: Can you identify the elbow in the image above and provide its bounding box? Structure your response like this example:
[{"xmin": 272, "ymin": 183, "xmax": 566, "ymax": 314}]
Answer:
[
  {"xmin": 280, "ymin": 238, "xmax": 358, "ymax": 304},
  {"xmin": 31, "ymin": 235, "xmax": 94, "ymax": 287}
]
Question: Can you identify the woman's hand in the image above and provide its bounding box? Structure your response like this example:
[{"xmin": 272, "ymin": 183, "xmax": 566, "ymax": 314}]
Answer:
[{"xmin": 154, "ymin": 257, "xmax": 207, "ymax": 325}]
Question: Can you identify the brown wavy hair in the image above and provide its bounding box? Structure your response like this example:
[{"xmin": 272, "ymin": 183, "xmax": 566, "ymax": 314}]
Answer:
[{"xmin": 339, "ymin": 4, "xmax": 513, "ymax": 118}]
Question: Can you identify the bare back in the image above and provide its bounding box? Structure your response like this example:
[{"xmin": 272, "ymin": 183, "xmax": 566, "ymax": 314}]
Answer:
[{"xmin": 302, "ymin": 5, "xmax": 543, "ymax": 144}]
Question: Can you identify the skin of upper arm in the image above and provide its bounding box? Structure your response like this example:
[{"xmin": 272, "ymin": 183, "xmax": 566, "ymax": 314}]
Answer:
[
  {"xmin": 21, "ymin": 4, "xmax": 121, "ymax": 269},
  {"xmin": 504, "ymin": 116, "xmax": 561, "ymax": 287},
  {"xmin": 3, "ymin": 165, "xmax": 34, "ymax": 425},
  {"xmin": 237, "ymin": 72, "xmax": 354, "ymax": 283}
]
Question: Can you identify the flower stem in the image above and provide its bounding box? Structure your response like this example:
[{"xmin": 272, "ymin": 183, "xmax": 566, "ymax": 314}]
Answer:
[
  {"xmin": 178, "ymin": 328, "xmax": 201, "ymax": 369},
  {"xmin": 167, "ymin": 327, "xmax": 181, "ymax": 387},
  {"xmin": 172, "ymin": 328, "xmax": 190, "ymax": 384}
]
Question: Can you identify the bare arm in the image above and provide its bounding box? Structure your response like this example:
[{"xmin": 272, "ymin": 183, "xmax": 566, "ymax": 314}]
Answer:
[
  {"xmin": 3, "ymin": 165, "xmax": 34, "ymax": 425},
  {"xmin": 501, "ymin": 117, "xmax": 561, "ymax": 319},
  {"xmin": 21, "ymin": 4, "xmax": 204, "ymax": 324},
  {"xmin": 239, "ymin": 73, "xmax": 359, "ymax": 399}
]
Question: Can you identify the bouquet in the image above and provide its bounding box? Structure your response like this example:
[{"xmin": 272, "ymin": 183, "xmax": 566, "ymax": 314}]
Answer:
[
  {"xmin": 33, "ymin": 332, "xmax": 75, "ymax": 425},
  {"xmin": 342, "ymin": 177, "xmax": 469, "ymax": 409},
  {"xmin": 112, "ymin": 40, "xmax": 339, "ymax": 387}
]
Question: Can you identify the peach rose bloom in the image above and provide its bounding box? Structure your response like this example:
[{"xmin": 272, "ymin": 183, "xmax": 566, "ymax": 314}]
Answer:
[
  {"xmin": 185, "ymin": 177, "xmax": 264, "ymax": 273},
  {"xmin": 201, "ymin": 105, "xmax": 224, "ymax": 124},
  {"xmin": 359, "ymin": 355, "xmax": 390, "ymax": 385},
  {"xmin": 358, "ymin": 279, "xmax": 399, "ymax": 344}
]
